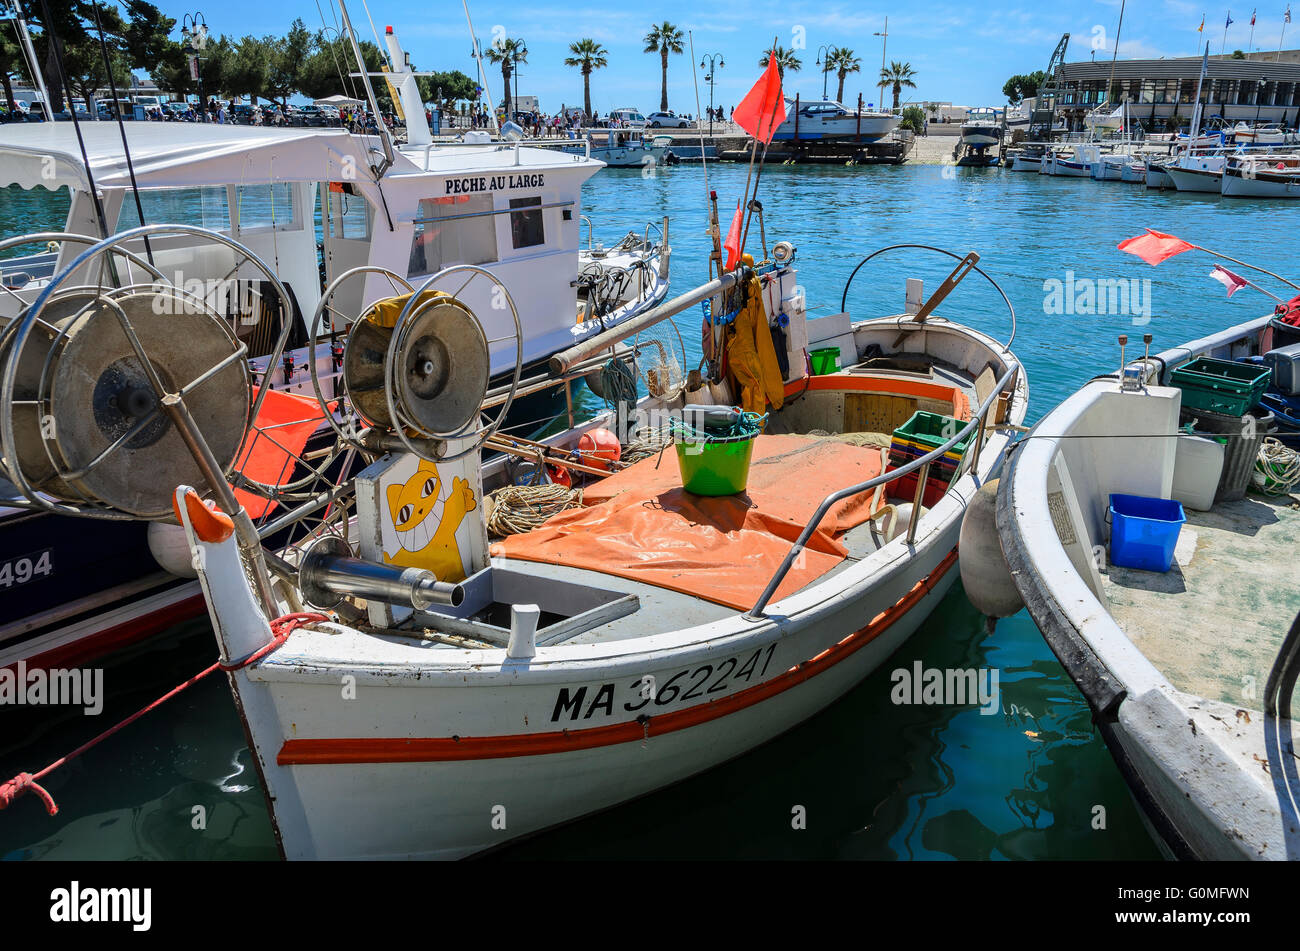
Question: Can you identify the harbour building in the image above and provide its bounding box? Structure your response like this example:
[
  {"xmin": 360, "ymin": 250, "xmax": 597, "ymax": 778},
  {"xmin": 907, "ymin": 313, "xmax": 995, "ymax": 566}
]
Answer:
[{"xmin": 1056, "ymin": 52, "xmax": 1300, "ymax": 130}]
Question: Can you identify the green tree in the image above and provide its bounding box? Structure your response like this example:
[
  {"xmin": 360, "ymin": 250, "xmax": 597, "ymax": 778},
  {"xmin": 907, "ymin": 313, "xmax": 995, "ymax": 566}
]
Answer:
[
  {"xmin": 899, "ymin": 104, "xmax": 925, "ymax": 132},
  {"xmin": 643, "ymin": 22, "xmax": 683, "ymax": 113},
  {"xmin": 564, "ymin": 38, "xmax": 607, "ymax": 121},
  {"xmin": 484, "ymin": 37, "xmax": 526, "ymax": 116},
  {"xmin": 227, "ymin": 36, "xmax": 272, "ymax": 102},
  {"xmin": 759, "ymin": 45, "xmax": 802, "ymax": 79},
  {"xmin": 59, "ymin": 34, "xmax": 131, "ymax": 112},
  {"xmin": 1001, "ymin": 70, "xmax": 1045, "ymax": 105},
  {"xmin": 261, "ymin": 19, "xmax": 312, "ymax": 106},
  {"xmin": 879, "ymin": 60, "xmax": 916, "ymax": 112},
  {"xmin": 1, "ymin": 24, "xmax": 30, "ymax": 112},
  {"xmin": 420, "ymin": 69, "xmax": 477, "ymax": 113},
  {"xmin": 827, "ymin": 46, "xmax": 860, "ymax": 103}
]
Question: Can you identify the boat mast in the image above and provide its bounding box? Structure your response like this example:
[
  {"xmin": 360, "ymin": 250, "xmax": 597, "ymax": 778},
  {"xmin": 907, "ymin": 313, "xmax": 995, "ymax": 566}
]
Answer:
[
  {"xmin": 1099, "ymin": 0, "xmax": 1125, "ymax": 140},
  {"xmin": 1189, "ymin": 43, "xmax": 1210, "ymax": 141},
  {"xmin": 461, "ymin": 0, "xmax": 500, "ymax": 134},
  {"xmin": 337, "ymin": 0, "xmax": 396, "ymax": 176}
]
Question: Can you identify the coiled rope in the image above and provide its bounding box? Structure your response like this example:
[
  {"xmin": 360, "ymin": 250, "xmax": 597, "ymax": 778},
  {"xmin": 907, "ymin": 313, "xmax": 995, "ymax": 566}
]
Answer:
[
  {"xmin": 486, "ymin": 483, "xmax": 584, "ymax": 536},
  {"xmin": 1255, "ymin": 437, "xmax": 1300, "ymax": 495}
]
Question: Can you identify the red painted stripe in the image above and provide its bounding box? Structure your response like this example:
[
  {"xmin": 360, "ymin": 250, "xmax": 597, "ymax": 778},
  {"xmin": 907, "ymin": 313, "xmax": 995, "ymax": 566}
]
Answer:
[
  {"xmin": 8, "ymin": 593, "xmax": 206, "ymax": 673},
  {"xmin": 276, "ymin": 548, "xmax": 958, "ymax": 766}
]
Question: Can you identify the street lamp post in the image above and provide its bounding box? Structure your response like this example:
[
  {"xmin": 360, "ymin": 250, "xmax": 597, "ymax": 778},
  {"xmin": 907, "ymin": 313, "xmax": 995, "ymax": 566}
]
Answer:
[
  {"xmin": 700, "ymin": 53, "xmax": 723, "ymax": 135},
  {"xmin": 1256, "ymin": 76, "xmax": 1268, "ymax": 125},
  {"xmin": 815, "ymin": 45, "xmax": 832, "ymax": 101},
  {"xmin": 510, "ymin": 42, "xmax": 527, "ymax": 121},
  {"xmin": 874, "ymin": 16, "xmax": 888, "ymax": 113},
  {"xmin": 181, "ymin": 12, "xmax": 208, "ymax": 122}
]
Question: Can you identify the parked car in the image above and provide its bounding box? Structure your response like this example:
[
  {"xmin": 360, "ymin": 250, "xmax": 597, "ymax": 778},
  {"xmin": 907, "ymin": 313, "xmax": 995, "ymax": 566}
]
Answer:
[
  {"xmin": 645, "ymin": 111, "xmax": 690, "ymax": 129},
  {"xmin": 608, "ymin": 108, "xmax": 647, "ymax": 128},
  {"xmin": 295, "ymin": 104, "xmax": 333, "ymax": 127},
  {"xmin": 164, "ymin": 101, "xmax": 195, "ymax": 121},
  {"xmin": 230, "ymin": 103, "xmax": 262, "ymax": 125}
]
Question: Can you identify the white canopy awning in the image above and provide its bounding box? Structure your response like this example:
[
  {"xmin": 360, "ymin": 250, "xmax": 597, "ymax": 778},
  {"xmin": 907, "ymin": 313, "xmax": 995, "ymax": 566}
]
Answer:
[
  {"xmin": 0, "ymin": 122, "xmax": 415, "ymax": 192},
  {"xmin": 314, "ymin": 95, "xmax": 365, "ymax": 106}
]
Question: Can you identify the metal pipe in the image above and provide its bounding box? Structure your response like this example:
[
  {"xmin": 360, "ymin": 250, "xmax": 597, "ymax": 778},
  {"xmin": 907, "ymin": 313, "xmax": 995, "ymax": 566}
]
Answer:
[
  {"xmin": 549, "ymin": 271, "xmax": 739, "ymax": 375},
  {"xmin": 301, "ymin": 537, "xmax": 464, "ymax": 610}
]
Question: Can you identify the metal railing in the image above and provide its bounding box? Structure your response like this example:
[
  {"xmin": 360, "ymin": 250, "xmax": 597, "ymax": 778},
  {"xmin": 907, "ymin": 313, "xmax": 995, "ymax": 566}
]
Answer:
[{"xmin": 743, "ymin": 361, "xmax": 1020, "ymax": 621}]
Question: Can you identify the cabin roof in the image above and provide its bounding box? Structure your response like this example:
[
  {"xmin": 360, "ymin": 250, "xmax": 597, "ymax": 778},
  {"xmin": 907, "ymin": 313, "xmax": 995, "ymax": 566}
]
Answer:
[{"xmin": 0, "ymin": 123, "xmax": 599, "ymax": 193}]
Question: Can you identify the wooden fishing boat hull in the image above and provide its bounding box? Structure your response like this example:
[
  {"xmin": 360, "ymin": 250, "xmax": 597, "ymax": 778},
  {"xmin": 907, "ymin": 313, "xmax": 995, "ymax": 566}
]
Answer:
[
  {"xmin": 1165, "ymin": 164, "xmax": 1223, "ymax": 193},
  {"xmin": 1221, "ymin": 166, "xmax": 1300, "ymax": 199},
  {"xmin": 238, "ymin": 536, "xmax": 962, "ymax": 859}
]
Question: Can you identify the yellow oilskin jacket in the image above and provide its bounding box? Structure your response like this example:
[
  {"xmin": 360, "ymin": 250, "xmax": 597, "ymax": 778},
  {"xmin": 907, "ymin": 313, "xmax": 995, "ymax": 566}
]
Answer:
[{"xmin": 727, "ymin": 274, "xmax": 786, "ymax": 415}]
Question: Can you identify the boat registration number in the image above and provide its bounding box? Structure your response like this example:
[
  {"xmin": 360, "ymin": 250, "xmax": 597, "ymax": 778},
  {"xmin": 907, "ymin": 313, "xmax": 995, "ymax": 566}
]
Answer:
[
  {"xmin": 0, "ymin": 549, "xmax": 53, "ymax": 589},
  {"xmin": 550, "ymin": 643, "xmax": 777, "ymax": 722}
]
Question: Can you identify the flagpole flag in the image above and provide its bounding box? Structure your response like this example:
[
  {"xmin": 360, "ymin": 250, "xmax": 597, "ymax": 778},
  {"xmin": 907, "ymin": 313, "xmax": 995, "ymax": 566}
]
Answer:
[
  {"xmin": 1118, "ymin": 229, "xmax": 1198, "ymax": 265},
  {"xmin": 1210, "ymin": 264, "xmax": 1250, "ymax": 297},
  {"xmin": 723, "ymin": 199, "xmax": 744, "ymax": 271},
  {"xmin": 1198, "ymin": 14, "xmax": 1205, "ymax": 31},
  {"xmin": 732, "ymin": 53, "xmax": 787, "ymax": 145}
]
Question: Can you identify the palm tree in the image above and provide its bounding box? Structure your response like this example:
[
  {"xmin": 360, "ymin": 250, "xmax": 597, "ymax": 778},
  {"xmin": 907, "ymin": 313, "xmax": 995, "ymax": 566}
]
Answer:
[
  {"xmin": 758, "ymin": 46, "xmax": 802, "ymax": 80},
  {"xmin": 564, "ymin": 39, "xmax": 607, "ymax": 123},
  {"xmin": 879, "ymin": 60, "xmax": 916, "ymax": 113},
  {"xmin": 827, "ymin": 47, "xmax": 860, "ymax": 104},
  {"xmin": 643, "ymin": 22, "xmax": 683, "ymax": 113},
  {"xmin": 484, "ymin": 37, "xmax": 527, "ymax": 117}
]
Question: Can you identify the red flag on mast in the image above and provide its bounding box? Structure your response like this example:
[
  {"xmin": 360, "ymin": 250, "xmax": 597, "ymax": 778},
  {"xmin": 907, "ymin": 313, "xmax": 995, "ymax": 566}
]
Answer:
[
  {"xmin": 1117, "ymin": 229, "xmax": 1196, "ymax": 266},
  {"xmin": 733, "ymin": 53, "xmax": 787, "ymax": 145},
  {"xmin": 723, "ymin": 199, "xmax": 743, "ymax": 270}
]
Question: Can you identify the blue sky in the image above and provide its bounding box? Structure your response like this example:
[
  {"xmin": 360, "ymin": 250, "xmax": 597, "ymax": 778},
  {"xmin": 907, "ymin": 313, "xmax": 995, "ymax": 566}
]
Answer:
[{"xmin": 159, "ymin": 1, "xmax": 1296, "ymax": 111}]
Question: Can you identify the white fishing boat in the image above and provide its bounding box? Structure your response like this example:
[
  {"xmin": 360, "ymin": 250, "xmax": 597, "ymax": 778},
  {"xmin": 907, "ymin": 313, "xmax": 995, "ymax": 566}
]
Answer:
[
  {"xmin": 1119, "ymin": 161, "xmax": 1146, "ymax": 184},
  {"xmin": 1083, "ymin": 103, "xmax": 1125, "ymax": 133},
  {"xmin": 0, "ymin": 18, "xmax": 667, "ymax": 672},
  {"xmin": 1143, "ymin": 158, "xmax": 1176, "ymax": 190},
  {"xmin": 769, "ymin": 99, "xmax": 899, "ymax": 143},
  {"xmin": 1040, "ymin": 144, "xmax": 1099, "ymax": 177},
  {"xmin": 1221, "ymin": 154, "xmax": 1300, "ymax": 199},
  {"xmin": 1007, "ymin": 150, "xmax": 1043, "ymax": 172},
  {"xmin": 1091, "ymin": 152, "xmax": 1131, "ymax": 181},
  {"xmin": 0, "ymin": 225, "xmax": 1027, "ymax": 857},
  {"xmin": 565, "ymin": 130, "xmax": 681, "ymax": 169},
  {"xmin": 1164, "ymin": 152, "xmax": 1226, "ymax": 193},
  {"xmin": 989, "ymin": 316, "xmax": 1300, "ymax": 859},
  {"xmin": 1232, "ymin": 123, "xmax": 1293, "ymax": 147}
]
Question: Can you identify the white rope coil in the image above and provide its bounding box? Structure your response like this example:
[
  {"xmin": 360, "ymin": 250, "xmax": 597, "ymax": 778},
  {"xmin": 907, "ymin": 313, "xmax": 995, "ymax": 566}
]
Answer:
[{"xmin": 1254, "ymin": 437, "xmax": 1300, "ymax": 496}]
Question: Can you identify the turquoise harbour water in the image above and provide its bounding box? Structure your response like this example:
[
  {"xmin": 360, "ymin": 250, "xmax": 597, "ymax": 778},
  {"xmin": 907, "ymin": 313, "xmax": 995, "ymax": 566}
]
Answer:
[{"xmin": 2, "ymin": 163, "xmax": 1295, "ymax": 861}]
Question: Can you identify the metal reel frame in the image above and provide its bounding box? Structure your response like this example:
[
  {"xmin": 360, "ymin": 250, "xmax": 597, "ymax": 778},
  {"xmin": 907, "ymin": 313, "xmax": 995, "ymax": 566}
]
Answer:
[
  {"xmin": 0, "ymin": 224, "xmax": 298, "ymax": 521},
  {"xmin": 307, "ymin": 264, "xmax": 414, "ymax": 456},
  {"xmin": 384, "ymin": 265, "xmax": 524, "ymax": 465}
]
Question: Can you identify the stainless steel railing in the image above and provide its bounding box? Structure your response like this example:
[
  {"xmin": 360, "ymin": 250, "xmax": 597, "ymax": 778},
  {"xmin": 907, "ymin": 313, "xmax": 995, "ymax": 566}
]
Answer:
[{"xmin": 743, "ymin": 361, "xmax": 1020, "ymax": 620}]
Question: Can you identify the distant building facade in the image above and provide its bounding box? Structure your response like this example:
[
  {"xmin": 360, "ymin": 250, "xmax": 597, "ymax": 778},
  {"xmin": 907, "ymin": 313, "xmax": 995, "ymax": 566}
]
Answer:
[{"xmin": 1057, "ymin": 52, "xmax": 1300, "ymax": 129}]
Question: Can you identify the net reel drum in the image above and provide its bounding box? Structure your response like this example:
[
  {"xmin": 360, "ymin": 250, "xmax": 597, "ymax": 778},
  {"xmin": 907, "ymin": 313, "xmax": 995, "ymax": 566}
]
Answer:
[{"xmin": 0, "ymin": 225, "xmax": 296, "ymax": 527}]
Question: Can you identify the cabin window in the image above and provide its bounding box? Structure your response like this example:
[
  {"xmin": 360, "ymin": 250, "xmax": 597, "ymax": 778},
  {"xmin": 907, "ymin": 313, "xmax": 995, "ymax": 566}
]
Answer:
[
  {"xmin": 509, "ymin": 197, "xmax": 544, "ymax": 250},
  {"xmin": 235, "ymin": 183, "xmax": 300, "ymax": 233},
  {"xmin": 408, "ymin": 194, "xmax": 498, "ymax": 277},
  {"xmin": 114, "ymin": 186, "xmax": 230, "ymax": 233},
  {"xmin": 329, "ymin": 190, "xmax": 371, "ymax": 240}
]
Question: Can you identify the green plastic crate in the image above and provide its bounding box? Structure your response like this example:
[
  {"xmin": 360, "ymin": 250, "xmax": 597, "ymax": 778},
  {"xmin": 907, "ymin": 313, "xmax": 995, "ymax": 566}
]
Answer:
[
  {"xmin": 890, "ymin": 411, "xmax": 972, "ymax": 468},
  {"xmin": 1170, "ymin": 357, "xmax": 1270, "ymax": 418}
]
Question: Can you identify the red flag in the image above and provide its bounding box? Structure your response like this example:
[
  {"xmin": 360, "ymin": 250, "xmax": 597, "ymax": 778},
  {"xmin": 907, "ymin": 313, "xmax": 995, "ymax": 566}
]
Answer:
[
  {"xmin": 1117, "ymin": 229, "xmax": 1196, "ymax": 266},
  {"xmin": 733, "ymin": 54, "xmax": 786, "ymax": 145},
  {"xmin": 723, "ymin": 199, "xmax": 743, "ymax": 270},
  {"xmin": 1209, "ymin": 265, "xmax": 1249, "ymax": 298}
]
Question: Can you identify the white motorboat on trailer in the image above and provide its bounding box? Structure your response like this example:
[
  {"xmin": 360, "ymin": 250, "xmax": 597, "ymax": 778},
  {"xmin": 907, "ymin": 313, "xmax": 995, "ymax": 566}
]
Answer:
[
  {"xmin": 993, "ymin": 317, "xmax": 1300, "ymax": 859},
  {"xmin": 0, "ymin": 230, "xmax": 1027, "ymax": 857},
  {"xmin": 769, "ymin": 99, "xmax": 900, "ymax": 143},
  {"xmin": 960, "ymin": 108, "xmax": 1003, "ymax": 147}
]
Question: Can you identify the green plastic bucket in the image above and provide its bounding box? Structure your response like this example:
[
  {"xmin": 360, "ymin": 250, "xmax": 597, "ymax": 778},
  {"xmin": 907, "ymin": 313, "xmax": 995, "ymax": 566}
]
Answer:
[
  {"xmin": 809, "ymin": 347, "xmax": 840, "ymax": 375},
  {"xmin": 675, "ymin": 433, "xmax": 757, "ymax": 495}
]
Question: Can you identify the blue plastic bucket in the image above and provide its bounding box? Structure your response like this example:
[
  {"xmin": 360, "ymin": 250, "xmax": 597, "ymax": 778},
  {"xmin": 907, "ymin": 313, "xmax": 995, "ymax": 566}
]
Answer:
[{"xmin": 1108, "ymin": 494, "xmax": 1186, "ymax": 572}]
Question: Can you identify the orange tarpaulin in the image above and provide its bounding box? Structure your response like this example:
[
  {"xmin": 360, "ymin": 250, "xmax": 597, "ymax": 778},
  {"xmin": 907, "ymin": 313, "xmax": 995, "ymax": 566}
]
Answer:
[
  {"xmin": 490, "ymin": 435, "xmax": 888, "ymax": 611},
  {"xmin": 233, "ymin": 388, "xmax": 335, "ymax": 519}
]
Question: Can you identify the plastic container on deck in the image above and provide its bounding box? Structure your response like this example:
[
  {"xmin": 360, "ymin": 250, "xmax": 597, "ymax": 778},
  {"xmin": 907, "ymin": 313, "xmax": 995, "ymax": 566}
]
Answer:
[
  {"xmin": 1108, "ymin": 494, "xmax": 1186, "ymax": 572},
  {"xmin": 809, "ymin": 347, "xmax": 840, "ymax": 375},
  {"xmin": 1184, "ymin": 407, "xmax": 1276, "ymax": 502},
  {"xmin": 1264, "ymin": 342, "xmax": 1300, "ymax": 397},
  {"xmin": 1171, "ymin": 435, "xmax": 1225, "ymax": 511},
  {"xmin": 676, "ymin": 432, "xmax": 757, "ymax": 496},
  {"xmin": 1170, "ymin": 357, "xmax": 1271, "ymax": 418}
]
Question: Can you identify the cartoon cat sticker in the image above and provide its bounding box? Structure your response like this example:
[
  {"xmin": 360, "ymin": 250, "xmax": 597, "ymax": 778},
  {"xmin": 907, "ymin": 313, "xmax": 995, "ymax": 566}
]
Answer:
[{"xmin": 383, "ymin": 458, "xmax": 477, "ymax": 581}]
